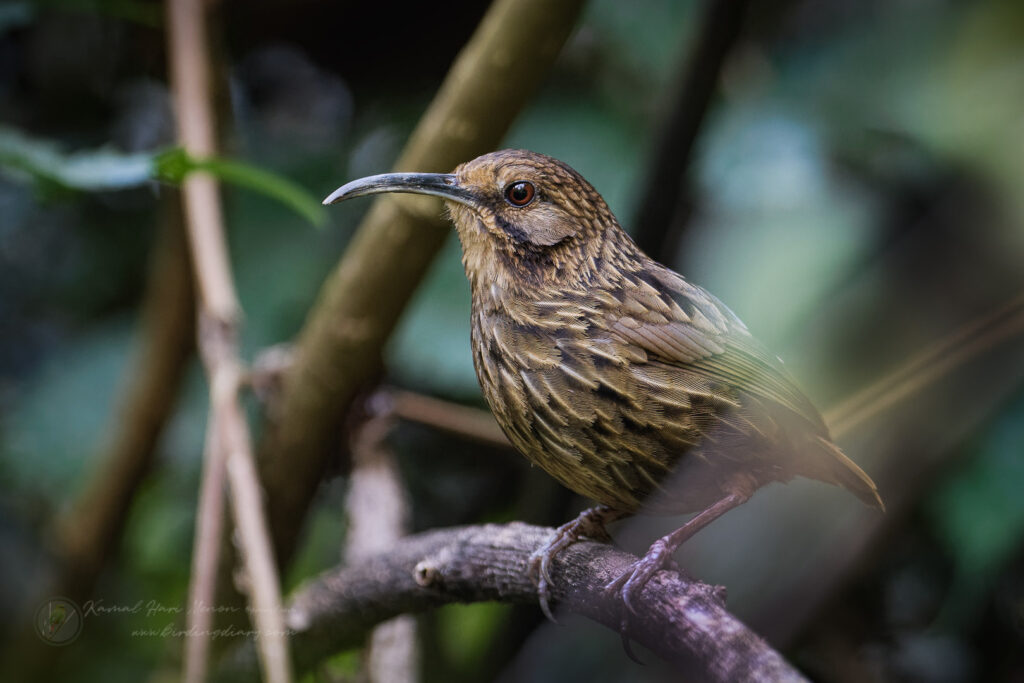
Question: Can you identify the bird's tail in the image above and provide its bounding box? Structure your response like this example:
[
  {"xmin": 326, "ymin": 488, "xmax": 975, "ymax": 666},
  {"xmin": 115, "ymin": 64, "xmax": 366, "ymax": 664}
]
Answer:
[{"xmin": 812, "ymin": 436, "xmax": 885, "ymax": 511}]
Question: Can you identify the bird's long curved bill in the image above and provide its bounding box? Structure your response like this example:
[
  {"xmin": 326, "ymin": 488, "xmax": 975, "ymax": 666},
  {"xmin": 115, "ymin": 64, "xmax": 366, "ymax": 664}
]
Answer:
[{"xmin": 322, "ymin": 172, "xmax": 476, "ymax": 207}]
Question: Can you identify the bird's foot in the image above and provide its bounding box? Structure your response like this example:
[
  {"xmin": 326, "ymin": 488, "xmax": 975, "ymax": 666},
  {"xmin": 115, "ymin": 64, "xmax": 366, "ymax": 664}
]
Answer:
[
  {"xmin": 604, "ymin": 537, "xmax": 674, "ymax": 616},
  {"xmin": 603, "ymin": 538, "xmax": 678, "ymax": 663},
  {"xmin": 528, "ymin": 505, "xmax": 623, "ymax": 622}
]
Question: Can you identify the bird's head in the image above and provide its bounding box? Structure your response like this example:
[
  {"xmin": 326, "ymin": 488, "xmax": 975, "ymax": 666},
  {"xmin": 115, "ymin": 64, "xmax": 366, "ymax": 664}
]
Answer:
[{"xmin": 324, "ymin": 149, "xmax": 631, "ymax": 293}]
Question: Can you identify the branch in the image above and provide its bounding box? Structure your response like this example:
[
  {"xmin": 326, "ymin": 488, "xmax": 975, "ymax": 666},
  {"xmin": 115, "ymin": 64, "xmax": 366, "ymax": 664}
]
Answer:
[
  {"xmin": 824, "ymin": 289, "xmax": 1024, "ymax": 438},
  {"xmin": 255, "ymin": 0, "xmax": 588, "ymax": 571},
  {"xmin": 387, "ymin": 388, "xmax": 510, "ymax": 449},
  {"xmin": 631, "ymin": 0, "xmax": 751, "ymax": 260},
  {"xmin": 54, "ymin": 202, "xmax": 194, "ymax": 600},
  {"xmin": 183, "ymin": 407, "xmax": 229, "ymax": 683},
  {"xmin": 345, "ymin": 414, "xmax": 418, "ymax": 683},
  {"xmin": 249, "ymin": 350, "xmax": 509, "ymax": 450},
  {"xmin": 166, "ymin": 0, "xmax": 291, "ymax": 681},
  {"xmin": 7, "ymin": 197, "xmax": 194, "ymax": 683},
  {"xmin": 219, "ymin": 523, "xmax": 807, "ymax": 683}
]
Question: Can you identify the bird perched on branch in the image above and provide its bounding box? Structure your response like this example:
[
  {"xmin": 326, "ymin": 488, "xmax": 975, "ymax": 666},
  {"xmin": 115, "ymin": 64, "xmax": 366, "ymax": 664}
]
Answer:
[{"xmin": 324, "ymin": 149, "xmax": 883, "ymax": 623}]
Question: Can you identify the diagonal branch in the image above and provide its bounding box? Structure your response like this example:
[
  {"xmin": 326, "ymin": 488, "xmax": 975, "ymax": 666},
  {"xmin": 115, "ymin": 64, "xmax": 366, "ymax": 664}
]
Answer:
[
  {"xmin": 166, "ymin": 0, "xmax": 291, "ymax": 681},
  {"xmin": 218, "ymin": 523, "xmax": 807, "ymax": 683},
  {"xmin": 54, "ymin": 202, "xmax": 194, "ymax": 602},
  {"xmin": 7, "ymin": 196, "xmax": 194, "ymax": 683},
  {"xmin": 255, "ymin": 0, "xmax": 589, "ymax": 572},
  {"xmin": 631, "ymin": 0, "xmax": 752, "ymax": 260},
  {"xmin": 183, "ymin": 400, "xmax": 229, "ymax": 683},
  {"xmin": 824, "ymin": 289, "xmax": 1024, "ymax": 438}
]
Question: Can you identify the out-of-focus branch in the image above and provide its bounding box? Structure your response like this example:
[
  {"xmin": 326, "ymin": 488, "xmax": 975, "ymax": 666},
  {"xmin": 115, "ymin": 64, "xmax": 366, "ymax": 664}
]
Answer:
[
  {"xmin": 631, "ymin": 0, "xmax": 751, "ymax": 260},
  {"xmin": 387, "ymin": 389, "xmax": 509, "ymax": 449},
  {"xmin": 748, "ymin": 289, "xmax": 1024, "ymax": 646},
  {"xmin": 255, "ymin": 0, "xmax": 588, "ymax": 573},
  {"xmin": 7, "ymin": 197, "xmax": 194, "ymax": 683},
  {"xmin": 183, "ymin": 414, "xmax": 228, "ymax": 683},
  {"xmin": 53, "ymin": 202, "xmax": 194, "ymax": 601},
  {"xmin": 825, "ymin": 290, "xmax": 1024, "ymax": 438},
  {"xmin": 249, "ymin": 345, "xmax": 508, "ymax": 449},
  {"xmin": 345, "ymin": 414, "xmax": 418, "ymax": 683},
  {"xmin": 166, "ymin": 0, "xmax": 291, "ymax": 682},
  {"xmin": 218, "ymin": 523, "xmax": 807, "ymax": 683}
]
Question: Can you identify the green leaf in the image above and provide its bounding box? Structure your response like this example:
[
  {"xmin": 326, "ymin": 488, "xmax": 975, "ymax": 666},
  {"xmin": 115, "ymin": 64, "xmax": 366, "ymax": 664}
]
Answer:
[
  {"xmin": 0, "ymin": 124, "xmax": 154, "ymax": 191},
  {"xmin": 154, "ymin": 148, "xmax": 327, "ymax": 227},
  {"xmin": 0, "ymin": 129, "xmax": 325, "ymax": 227}
]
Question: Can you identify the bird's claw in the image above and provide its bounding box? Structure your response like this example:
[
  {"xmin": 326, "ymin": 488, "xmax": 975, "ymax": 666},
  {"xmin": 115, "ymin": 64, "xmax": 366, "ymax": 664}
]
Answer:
[
  {"xmin": 605, "ymin": 569, "xmax": 646, "ymax": 664},
  {"xmin": 605, "ymin": 540, "xmax": 672, "ymax": 614},
  {"xmin": 619, "ymin": 624, "xmax": 645, "ymax": 665},
  {"xmin": 527, "ymin": 506, "xmax": 622, "ymax": 623},
  {"xmin": 604, "ymin": 540, "xmax": 682, "ymax": 661},
  {"xmin": 528, "ymin": 544, "xmax": 554, "ymax": 586},
  {"xmin": 527, "ymin": 545, "xmax": 558, "ymax": 623}
]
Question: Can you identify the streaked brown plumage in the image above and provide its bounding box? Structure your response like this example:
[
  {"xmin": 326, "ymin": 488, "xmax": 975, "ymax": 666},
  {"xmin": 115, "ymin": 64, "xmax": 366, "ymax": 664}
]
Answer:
[{"xmin": 325, "ymin": 149, "xmax": 883, "ymax": 621}]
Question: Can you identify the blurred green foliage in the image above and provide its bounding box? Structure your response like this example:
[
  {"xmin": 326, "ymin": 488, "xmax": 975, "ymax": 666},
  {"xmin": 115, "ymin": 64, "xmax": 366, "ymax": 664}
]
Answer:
[
  {"xmin": 928, "ymin": 390, "xmax": 1024, "ymax": 626},
  {"xmin": 0, "ymin": 125, "xmax": 324, "ymax": 224}
]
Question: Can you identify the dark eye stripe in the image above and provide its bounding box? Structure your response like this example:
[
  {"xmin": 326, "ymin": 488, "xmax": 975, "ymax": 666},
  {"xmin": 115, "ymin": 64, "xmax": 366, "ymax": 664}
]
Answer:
[{"xmin": 494, "ymin": 214, "xmax": 530, "ymax": 242}]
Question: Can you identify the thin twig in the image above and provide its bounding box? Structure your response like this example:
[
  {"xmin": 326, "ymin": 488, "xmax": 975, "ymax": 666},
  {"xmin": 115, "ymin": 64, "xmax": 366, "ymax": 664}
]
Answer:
[
  {"xmin": 183, "ymin": 415, "xmax": 228, "ymax": 683},
  {"xmin": 742, "ymin": 289, "xmax": 1024, "ymax": 646},
  {"xmin": 388, "ymin": 389, "xmax": 509, "ymax": 449},
  {"xmin": 825, "ymin": 290, "xmax": 1024, "ymax": 437},
  {"xmin": 248, "ymin": 349, "xmax": 509, "ymax": 450},
  {"xmin": 166, "ymin": 0, "xmax": 291, "ymax": 681},
  {"xmin": 219, "ymin": 523, "xmax": 807, "ymax": 683}
]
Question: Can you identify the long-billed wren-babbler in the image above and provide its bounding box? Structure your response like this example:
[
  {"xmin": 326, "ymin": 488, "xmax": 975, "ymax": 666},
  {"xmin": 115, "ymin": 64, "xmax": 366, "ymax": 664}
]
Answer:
[{"xmin": 324, "ymin": 149, "xmax": 883, "ymax": 622}]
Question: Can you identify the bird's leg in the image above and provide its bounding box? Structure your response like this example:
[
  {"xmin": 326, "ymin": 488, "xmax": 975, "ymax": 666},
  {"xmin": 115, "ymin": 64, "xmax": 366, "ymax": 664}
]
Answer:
[
  {"xmin": 529, "ymin": 505, "xmax": 627, "ymax": 621},
  {"xmin": 606, "ymin": 491, "xmax": 750, "ymax": 615},
  {"xmin": 603, "ymin": 491, "xmax": 750, "ymax": 662}
]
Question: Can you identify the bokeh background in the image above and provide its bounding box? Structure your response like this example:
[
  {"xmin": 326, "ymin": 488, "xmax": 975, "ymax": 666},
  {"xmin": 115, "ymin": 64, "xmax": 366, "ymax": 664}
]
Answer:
[{"xmin": 2, "ymin": 0, "xmax": 1024, "ymax": 680}]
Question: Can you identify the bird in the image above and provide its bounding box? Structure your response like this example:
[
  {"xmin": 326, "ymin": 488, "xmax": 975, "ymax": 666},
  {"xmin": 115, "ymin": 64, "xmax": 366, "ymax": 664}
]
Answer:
[{"xmin": 324, "ymin": 149, "xmax": 883, "ymax": 624}]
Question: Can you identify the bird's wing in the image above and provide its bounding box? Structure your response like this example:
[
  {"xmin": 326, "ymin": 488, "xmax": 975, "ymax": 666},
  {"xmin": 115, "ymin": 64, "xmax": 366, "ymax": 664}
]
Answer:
[{"xmin": 601, "ymin": 263, "xmax": 828, "ymax": 434}]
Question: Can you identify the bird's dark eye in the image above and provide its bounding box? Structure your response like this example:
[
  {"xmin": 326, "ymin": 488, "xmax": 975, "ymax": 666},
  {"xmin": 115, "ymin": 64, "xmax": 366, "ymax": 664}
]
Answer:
[{"xmin": 504, "ymin": 181, "xmax": 536, "ymax": 207}]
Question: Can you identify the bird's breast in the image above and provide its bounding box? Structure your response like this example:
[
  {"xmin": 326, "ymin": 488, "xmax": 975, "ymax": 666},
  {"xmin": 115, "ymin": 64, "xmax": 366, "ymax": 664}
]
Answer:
[{"xmin": 468, "ymin": 291, "xmax": 731, "ymax": 512}]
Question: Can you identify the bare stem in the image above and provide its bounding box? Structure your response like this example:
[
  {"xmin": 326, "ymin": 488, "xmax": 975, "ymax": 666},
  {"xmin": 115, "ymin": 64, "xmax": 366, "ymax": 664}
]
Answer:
[
  {"xmin": 182, "ymin": 415, "xmax": 227, "ymax": 683},
  {"xmin": 388, "ymin": 389, "xmax": 509, "ymax": 449},
  {"xmin": 825, "ymin": 289, "xmax": 1024, "ymax": 437},
  {"xmin": 6, "ymin": 194, "xmax": 194, "ymax": 683},
  {"xmin": 166, "ymin": 0, "xmax": 291, "ymax": 681},
  {"xmin": 54, "ymin": 203, "xmax": 194, "ymax": 601}
]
